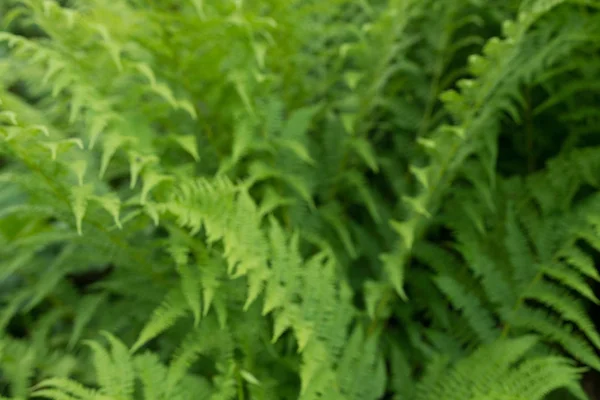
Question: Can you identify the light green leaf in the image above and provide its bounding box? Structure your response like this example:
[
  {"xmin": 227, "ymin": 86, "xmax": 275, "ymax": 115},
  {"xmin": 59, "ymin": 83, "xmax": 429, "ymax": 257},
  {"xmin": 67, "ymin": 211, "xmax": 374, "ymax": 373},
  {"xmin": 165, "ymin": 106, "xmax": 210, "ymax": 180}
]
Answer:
[
  {"xmin": 70, "ymin": 185, "xmax": 93, "ymax": 235},
  {"xmin": 410, "ymin": 165, "xmax": 430, "ymax": 189},
  {"xmin": 240, "ymin": 370, "xmax": 261, "ymax": 386},
  {"xmin": 100, "ymin": 134, "xmax": 134, "ymax": 178},
  {"xmin": 178, "ymin": 100, "xmax": 198, "ymax": 120},
  {"xmin": 29, "ymin": 125, "xmax": 50, "ymax": 137},
  {"xmin": 70, "ymin": 159, "xmax": 87, "ymax": 186},
  {"xmin": 380, "ymin": 248, "xmax": 408, "ymax": 301},
  {"xmin": 417, "ymin": 137, "xmax": 437, "ymax": 150},
  {"xmin": 281, "ymin": 104, "xmax": 321, "ymax": 139},
  {"xmin": 51, "ymin": 72, "xmax": 72, "ymax": 97},
  {"xmin": 348, "ymin": 137, "xmax": 379, "ymax": 172},
  {"xmin": 129, "ymin": 152, "xmax": 159, "ymax": 189},
  {"xmin": 190, "ymin": 0, "xmax": 206, "ymax": 19},
  {"xmin": 232, "ymin": 75, "xmax": 255, "ymax": 115},
  {"xmin": 341, "ymin": 113, "xmax": 356, "ymax": 134},
  {"xmin": 87, "ymin": 115, "xmax": 111, "ymax": 149},
  {"xmin": 32, "ymin": 378, "xmax": 98, "ymax": 400},
  {"xmin": 141, "ymin": 172, "xmax": 174, "ymax": 204},
  {"xmin": 101, "ymin": 332, "xmax": 134, "ymax": 398},
  {"xmin": 132, "ymin": 290, "xmax": 188, "ymax": 353},
  {"xmin": 144, "ymin": 201, "xmax": 161, "ymax": 226},
  {"xmin": 0, "ymin": 111, "xmax": 17, "ymax": 125},
  {"xmin": 440, "ymin": 124, "xmax": 466, "ymax": 139},
  {"xmin": 68, "ymin": 90, "xmax": 85, "ymax": 124},
  {"xmin": 175, "ymin": 261, "xmax": 202, "ymax": 326},
  {"xmin": 364, "ymin": 280, "xmax": 391, "ymax": 320},
  {"xmin": 390, "ymin": 218, "xmax": 417, "ymax": 250},
  {"xmin": 271, "ymin": 310, "xmax": 293, "ymax": 343},
  {"xmin": 42, "ymin": 138, "xmax": 83, "ymax": 161},
  {"xmin": 135, "ymin": 62, "xmax": 157, "ymax": 87},
  {"xmin": 92, "ymin": 194, "xmax": 122, "ymax": 229},
  {"xmin": 172, "ymin": 135, "xmax": 200, "ymax": 161},
  {"xmin": 402, "ymin": 195, "xmax": 431, "ymax": 218},
  {"xmin": 276, "ymin": 138, "xmax": 315, "ymax": 165},
  {"xmin": 102, "ymin": 41, "xmax": 123, "ymax": 71},
  {"xmin": 344, "ymin": 71, "xmax": 363, "ymax": 90},
  {"xmin": 151, "ymin": 83, "xmax": 178, "ymax": 108},
  {"xmin": 42, "ymin": 59, "xmax": 65, "ymax": 85}
]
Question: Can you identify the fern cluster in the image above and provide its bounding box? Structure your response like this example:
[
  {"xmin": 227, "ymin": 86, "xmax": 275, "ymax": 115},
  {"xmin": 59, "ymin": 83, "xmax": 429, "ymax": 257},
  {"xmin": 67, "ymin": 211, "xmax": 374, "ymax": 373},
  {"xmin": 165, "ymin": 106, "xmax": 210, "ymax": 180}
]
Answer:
[{"xmin": 1, "ymin": 0, "xmax": 600, "ymax": 399}]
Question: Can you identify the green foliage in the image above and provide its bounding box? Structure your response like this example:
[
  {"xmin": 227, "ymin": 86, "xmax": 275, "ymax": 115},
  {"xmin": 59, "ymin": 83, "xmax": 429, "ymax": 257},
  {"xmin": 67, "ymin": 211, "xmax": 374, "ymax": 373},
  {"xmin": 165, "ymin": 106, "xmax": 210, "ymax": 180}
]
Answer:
[{"xmin": 1, "ymin": 0, "xmax": 600, "ymax": 399}]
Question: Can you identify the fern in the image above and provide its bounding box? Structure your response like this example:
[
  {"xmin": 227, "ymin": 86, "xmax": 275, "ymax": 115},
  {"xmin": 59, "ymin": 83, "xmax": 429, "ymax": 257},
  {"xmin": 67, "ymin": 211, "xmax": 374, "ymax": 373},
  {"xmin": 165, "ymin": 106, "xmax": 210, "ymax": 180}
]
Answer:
[
  {"xmin": 416, "ymin": 335, "xmax": 588, "ymax": 400},
  {"xmin": 2, "ymin": 0, "xmax": 600, "ymax": 399}
]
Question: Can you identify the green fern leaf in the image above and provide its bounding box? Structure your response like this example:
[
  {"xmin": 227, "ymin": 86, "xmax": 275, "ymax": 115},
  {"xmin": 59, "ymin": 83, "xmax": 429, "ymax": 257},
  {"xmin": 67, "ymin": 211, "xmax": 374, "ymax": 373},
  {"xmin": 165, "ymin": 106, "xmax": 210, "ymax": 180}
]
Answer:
[
  {"xmin": 435, "ymin": 275, "xmax": 498, "ymax": 343},
  {"xmin": 524, "ymin": 280, "xmax": 600, "ymax": 348},
  {"xmin": 132, "ymin": 289, "xmax": 188, "ymax": 352}
]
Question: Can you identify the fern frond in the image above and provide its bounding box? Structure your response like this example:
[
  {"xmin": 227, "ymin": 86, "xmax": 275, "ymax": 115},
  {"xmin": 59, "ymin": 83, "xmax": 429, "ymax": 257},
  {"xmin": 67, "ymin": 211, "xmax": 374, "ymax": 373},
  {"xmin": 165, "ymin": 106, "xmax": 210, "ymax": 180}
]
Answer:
[
  {"xmin": 523, "ymin": 279, "xmax": 600, "ymax": 348},
  {"xmin": 335, "ymin": 328, "xmax": 386, "ymax": 400},
  {"xmin": 416, "ymin": 335, "xmax": 585, "ymax": 400},
  {"xmin": 134, "ymin": 352, "xmax": 169, "ymax": 400},
  {"xmin": 84, "ymin": 336, "xmax": 133, "ymax": 399},
  {"xmin": 508, "ymin": 306, "xmax": 600, "ymax": 371},
  {"xmin": 434, "ymin": 275, "xmax": 498, "ymax": 343},
  {"xmin": 382, "ymin": 0, "xmax": 599, "ymax": 298},
  {"xmin": 32, "ymin": 378, "xmax": 101, "ymax": 400},
  {"xmin": 166, "ymin": 315, "xmax": 234, "ymax": 391},
  {"xmin": 131, "ymin": 289, "xmax": 188, "ymax": 352}
]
